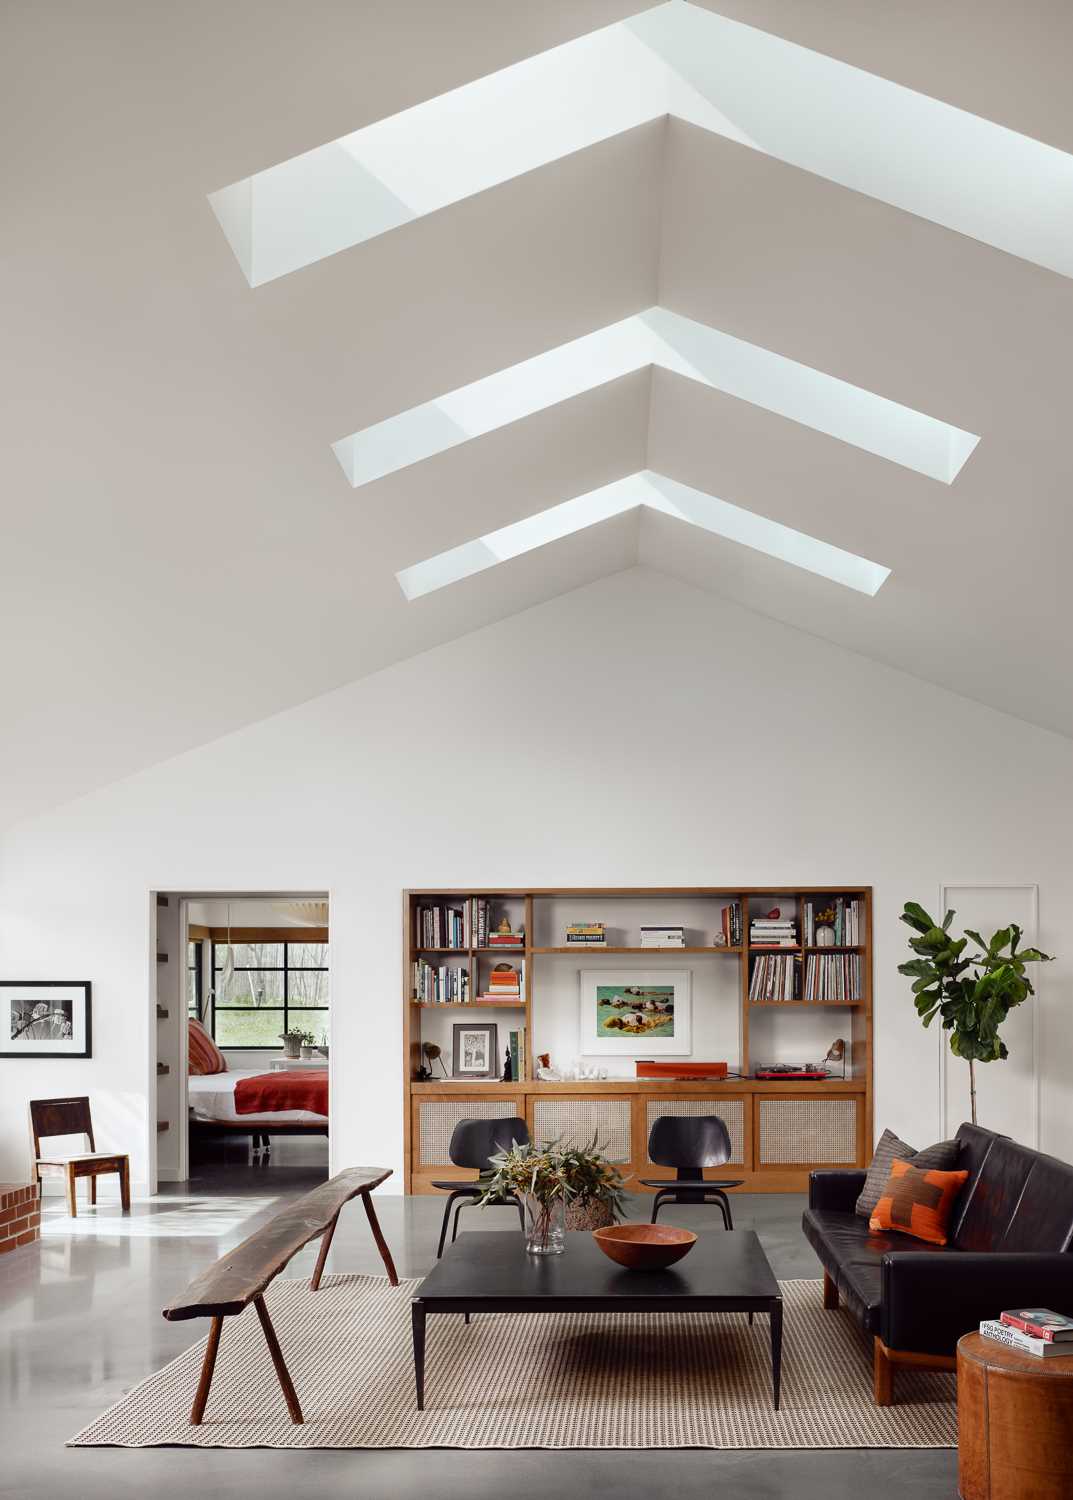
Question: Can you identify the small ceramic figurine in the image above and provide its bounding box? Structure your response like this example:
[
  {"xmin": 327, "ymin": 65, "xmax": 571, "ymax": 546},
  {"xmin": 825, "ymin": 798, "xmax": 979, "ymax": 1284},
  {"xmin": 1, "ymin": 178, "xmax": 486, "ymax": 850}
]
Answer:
[
  {"xmin": 815, "ymin": 925, "xmax": 836, "ymax": 947},
  {"xmin": 503, "ymin": 1046, "xmax": 513, "ymax": 1082},
  {"xmin": 496, "ymin": 916, "xmax": 513, "ymax": 935}
]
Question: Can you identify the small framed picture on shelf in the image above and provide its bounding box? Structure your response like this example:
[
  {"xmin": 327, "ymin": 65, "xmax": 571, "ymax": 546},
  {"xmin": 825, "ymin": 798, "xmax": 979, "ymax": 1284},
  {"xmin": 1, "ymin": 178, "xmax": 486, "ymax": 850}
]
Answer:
[
  {"xmin": 1, "ymin": 980, "xmax": 92, "ymax": 1059},
  {"xmin": 451, "ymin": 1021, "xmax": 499, "ymax": 1080},
  {"xmin": 579, "ymin": 969, "xmax": 692, "ymax": 1056}
]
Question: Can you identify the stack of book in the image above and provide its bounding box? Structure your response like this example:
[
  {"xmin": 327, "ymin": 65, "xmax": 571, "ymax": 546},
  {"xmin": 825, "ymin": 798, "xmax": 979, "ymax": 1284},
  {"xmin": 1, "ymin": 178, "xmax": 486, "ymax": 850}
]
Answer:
[
  {"xmin": 505, "ymin": 1027, "xmax": 527, "ymax": 1081},
  {"xmin": 412, "ymin": 961, "xmax": 470, "ymax": 1004},
  {"xmin": 488, "ymin": 926, "xmax": 524, "ymax": 948},
  {"xmin": 640, "ymin": 925, "xmax": 685, "ymax": 948},
  {"xmin": 980, "ymin": 1308, "xmax": 1073, "ymax": 1358},
  {"xmin": 803, "ymin": 897, "xmax": 863, "ymax": 945},
  {"xmin": 750, "ymin": 917, "xmax": 797, "ymax": 947},
  {"xmin": 720, "ymin": 902, "xmax": 743, "ymax": 946},
  {"xmin": 478, "ymin": 962, "xmax": 522, "ymax": 1002},
  {"xmin": 804, "ymin": 952, "xmax": 861, "ymax": 1001},
  {"xmin": 565, "ymin": 922, "xmax": 607, "ymax": 946},
  {"xmin": 415, "ymin": 902, "xmax": 470, "ymax": 949},
  {"xmin": 749, "ymin": 952, "xmax": 801, "ymax": 1001}
]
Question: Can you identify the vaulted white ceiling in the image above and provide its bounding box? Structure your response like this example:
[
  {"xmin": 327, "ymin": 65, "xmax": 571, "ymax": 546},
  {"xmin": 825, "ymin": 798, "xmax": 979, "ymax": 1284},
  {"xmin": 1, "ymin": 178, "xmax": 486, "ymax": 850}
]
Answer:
[{"xmin": 2, "ymin": 0, "xmax": 1073, "ymax": 830}]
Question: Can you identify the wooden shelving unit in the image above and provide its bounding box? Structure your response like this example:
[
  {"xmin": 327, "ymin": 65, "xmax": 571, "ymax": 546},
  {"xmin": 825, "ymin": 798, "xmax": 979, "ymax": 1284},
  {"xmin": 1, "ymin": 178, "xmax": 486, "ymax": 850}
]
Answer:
[{"xmin": 403, "ymin": 886, "xmax": 872, "ymax": 1195}]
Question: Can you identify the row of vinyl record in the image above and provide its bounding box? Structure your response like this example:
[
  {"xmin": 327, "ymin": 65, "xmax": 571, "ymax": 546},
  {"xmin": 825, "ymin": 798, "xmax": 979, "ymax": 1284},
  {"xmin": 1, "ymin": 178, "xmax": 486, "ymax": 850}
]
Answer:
[
  {"xmin": 749, "ymin": 952, "xmax": 800, "ymax": 1001},
  {"xmin": 804, "ymin": 952, "xmax": 862, "ymax": 1001}
]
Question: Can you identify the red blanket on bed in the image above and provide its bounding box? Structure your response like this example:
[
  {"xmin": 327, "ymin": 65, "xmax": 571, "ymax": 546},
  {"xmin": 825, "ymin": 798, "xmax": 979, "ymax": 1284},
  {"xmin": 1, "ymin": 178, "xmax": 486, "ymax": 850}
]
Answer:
[{"xmin": 234, "ymin": 1069, "xmax": 328, "ymax": 1117}]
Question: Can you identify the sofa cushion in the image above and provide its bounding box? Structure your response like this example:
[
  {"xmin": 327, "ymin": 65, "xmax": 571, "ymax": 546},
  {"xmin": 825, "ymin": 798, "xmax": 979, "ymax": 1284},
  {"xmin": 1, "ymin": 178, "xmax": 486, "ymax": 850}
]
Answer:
[
  {"xmin": 953, "ymin": 1127, "xmax": 1073, "ymax": 1253},
  {"xmin": 868, "ymin": 1160, "xmax": 969, "ymax": 1245},
  {"xmin": 802, "ymin": 1208, "xmax": 963, "ymax": 1332},
  {"xmin": 855, "ymin": 1127, "xmax": 961, "ymax": 1218}
]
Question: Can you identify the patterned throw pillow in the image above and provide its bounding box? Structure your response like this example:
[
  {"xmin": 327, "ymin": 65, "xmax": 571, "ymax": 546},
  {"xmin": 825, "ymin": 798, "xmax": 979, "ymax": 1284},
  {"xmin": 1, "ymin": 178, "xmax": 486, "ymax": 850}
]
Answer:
[
  {"xmin": 855, "ymin": 1128, "xmax": 961, "ymax": 1218},
  {"xmin": 869, "ymin": 1159, "xmax": 970, "ymax": 1245},
  {"xmin": 188, "ymin": 1017, "xmax": 227, "ymax": 1075}
]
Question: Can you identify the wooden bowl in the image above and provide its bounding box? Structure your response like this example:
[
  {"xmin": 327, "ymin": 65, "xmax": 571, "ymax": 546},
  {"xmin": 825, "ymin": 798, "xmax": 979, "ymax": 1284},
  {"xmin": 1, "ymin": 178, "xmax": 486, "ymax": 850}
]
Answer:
[{"xmin": 592, "ymin": 1223, "xmax": 697, "ymax": 1270}]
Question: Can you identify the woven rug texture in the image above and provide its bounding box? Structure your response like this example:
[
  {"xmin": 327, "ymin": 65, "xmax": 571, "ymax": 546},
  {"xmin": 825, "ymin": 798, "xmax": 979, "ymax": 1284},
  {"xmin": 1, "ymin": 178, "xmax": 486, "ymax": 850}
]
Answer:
[{"xmin": 69, "ymin": 1273, "xmax": 956, "ymax": 1449}]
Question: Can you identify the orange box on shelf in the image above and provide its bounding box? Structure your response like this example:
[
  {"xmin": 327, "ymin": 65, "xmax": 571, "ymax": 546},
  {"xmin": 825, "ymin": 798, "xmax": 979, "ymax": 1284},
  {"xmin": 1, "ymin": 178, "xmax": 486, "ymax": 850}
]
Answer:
[{"xmin": 635, "ymin": 1061, "xmax": 728, "ymax": 1079}]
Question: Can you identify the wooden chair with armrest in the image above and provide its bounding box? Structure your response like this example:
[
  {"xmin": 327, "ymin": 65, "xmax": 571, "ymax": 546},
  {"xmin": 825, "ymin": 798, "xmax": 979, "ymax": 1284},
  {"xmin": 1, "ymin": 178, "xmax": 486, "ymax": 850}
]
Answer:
[{"xmin": 30, "ymin": 1096, "xmax": 130, "ymax": 1218}]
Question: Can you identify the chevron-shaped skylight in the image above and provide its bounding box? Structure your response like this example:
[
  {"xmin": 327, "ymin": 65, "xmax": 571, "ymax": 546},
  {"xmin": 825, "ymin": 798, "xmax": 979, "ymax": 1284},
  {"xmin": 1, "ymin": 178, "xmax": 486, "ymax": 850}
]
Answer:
[
  {"xmin": 211, "ymin": 0, "xmax": 1073, "ymax": 286},
  {"xmin": 396, "ymin": 471, "xmax": 891, "ymax": 600},
  {"xmin": 333, "ymin": 307, "xmax": 978, "ymax": 488}
]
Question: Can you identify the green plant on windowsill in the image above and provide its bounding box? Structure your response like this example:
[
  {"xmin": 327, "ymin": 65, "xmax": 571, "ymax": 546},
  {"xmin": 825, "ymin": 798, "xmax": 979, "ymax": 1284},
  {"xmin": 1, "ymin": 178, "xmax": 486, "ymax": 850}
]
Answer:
[{"xmin": 898, "ymin": 902, "xmax": 1054, "ymax": 1125}]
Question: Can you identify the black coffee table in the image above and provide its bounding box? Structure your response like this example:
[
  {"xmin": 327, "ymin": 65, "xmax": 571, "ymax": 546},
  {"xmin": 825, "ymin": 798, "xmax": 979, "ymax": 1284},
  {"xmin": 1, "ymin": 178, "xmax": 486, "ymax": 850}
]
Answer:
[{"xmin": 411, "ymin": 1228, "xmax": 783, "ymax": 1410}]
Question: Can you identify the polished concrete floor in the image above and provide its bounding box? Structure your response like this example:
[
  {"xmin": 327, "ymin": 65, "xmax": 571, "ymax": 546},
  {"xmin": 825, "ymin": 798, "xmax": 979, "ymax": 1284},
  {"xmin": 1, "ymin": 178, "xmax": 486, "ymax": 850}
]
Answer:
[{"xmin": 0, "ymin": 1138, "xmax": 958, "ymax": 1499}]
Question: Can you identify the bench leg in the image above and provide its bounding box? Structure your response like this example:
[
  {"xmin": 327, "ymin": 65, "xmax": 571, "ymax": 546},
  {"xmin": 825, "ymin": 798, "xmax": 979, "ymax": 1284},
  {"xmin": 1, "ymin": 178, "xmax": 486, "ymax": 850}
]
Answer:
[
  {"xmin": 823, "ymin": 1270, "xmax": 839, "ymax": 1310},
  {"xmin": 310, "ymin": 1210, "xmax": 339, "ymax": 1292},
  {"xmin": 362, "ymin": 1190, "xmax": 399, "ymax": 1286},
  {"xmin": 874, "ymin": 1337, "xmax": 893, "ymax": 1406},
  {"xmin": 191, "ymin": 1315, "xmax": 224, "ymax": 1425},
  {"xmin": 254, "ymin": 1295, "xmax": 303, "ymax": 1424}
]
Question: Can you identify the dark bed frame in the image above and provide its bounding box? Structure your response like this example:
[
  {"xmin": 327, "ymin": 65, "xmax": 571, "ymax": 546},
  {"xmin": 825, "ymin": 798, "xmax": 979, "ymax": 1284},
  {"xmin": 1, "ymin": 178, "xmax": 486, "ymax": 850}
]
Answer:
[{"xmin": 189, "ymin": 1119, "xmax": 328, "ymax": 1156}]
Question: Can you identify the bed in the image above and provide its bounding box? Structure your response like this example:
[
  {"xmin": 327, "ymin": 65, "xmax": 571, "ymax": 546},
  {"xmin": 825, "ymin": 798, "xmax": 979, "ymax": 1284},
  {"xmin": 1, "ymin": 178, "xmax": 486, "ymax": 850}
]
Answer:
[{"xmin": 188, "ymin": 1068, "xmax": 328, "ymax": 1151}]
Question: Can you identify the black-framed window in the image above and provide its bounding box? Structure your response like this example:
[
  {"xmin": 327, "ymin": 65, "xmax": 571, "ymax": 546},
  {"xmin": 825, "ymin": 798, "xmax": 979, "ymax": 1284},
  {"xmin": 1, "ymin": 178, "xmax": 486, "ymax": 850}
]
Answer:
[
  {"xmin": 187, "ymin": 939, "xmax": 203, "ymax": 1020},
  {"xmin": 209, "ymin": 941, "xmax": 329, "ymax": 1049}
]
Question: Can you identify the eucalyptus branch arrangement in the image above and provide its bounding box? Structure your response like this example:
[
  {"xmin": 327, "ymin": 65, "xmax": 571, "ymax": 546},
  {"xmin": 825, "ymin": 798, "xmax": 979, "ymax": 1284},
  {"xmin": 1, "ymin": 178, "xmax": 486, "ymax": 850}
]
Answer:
[
  {"xmin": 898, "ymin": 902, "xmax": 1053, "ymax": 1124},
  {"xmin": 478, "ymin": 1134, "xmax": 629, "ymax": 1218}
]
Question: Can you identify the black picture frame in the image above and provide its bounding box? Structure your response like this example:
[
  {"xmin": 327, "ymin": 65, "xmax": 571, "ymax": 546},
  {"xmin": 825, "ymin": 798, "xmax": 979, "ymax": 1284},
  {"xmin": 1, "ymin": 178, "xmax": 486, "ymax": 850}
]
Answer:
[
  {"xmin": 451, "ymin": 1021, "xmax": 498, "ymax": 1080},
  {"xmin": 1, "ymin": 981, "xmax": 92, "ymax": 1058}
]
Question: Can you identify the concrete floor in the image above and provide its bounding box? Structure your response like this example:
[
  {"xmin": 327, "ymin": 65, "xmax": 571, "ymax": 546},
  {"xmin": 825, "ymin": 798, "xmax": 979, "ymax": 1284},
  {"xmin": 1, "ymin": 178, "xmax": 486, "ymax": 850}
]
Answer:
[{"xmin": 0, "ymin": 1138, "xmax": 958, "ymax": 1499}]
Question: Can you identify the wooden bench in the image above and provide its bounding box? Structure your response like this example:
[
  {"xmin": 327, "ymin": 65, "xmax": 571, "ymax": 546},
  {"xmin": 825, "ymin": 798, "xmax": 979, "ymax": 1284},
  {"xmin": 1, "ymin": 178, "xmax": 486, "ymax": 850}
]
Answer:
[{"xmin": 162, "ymin": 1166, "xmax": 397, "ymax": 1426}]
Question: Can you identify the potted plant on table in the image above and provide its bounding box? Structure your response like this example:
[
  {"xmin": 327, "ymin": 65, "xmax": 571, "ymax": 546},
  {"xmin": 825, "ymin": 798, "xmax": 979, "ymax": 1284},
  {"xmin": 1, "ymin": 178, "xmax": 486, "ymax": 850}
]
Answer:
[
  {"xmin": 479, "ymin": 1134, "xmax": 628, "ymax": 1254},
  {"xmin": 279, "ymin": 1027, "xmax": 305, "ymax": 1061}
]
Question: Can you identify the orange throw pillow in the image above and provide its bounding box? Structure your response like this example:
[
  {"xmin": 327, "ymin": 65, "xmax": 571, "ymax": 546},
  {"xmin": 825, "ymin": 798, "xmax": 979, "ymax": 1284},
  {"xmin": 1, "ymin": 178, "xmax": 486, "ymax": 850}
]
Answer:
[
  {"xmin": 869, "ymin": 1158, "xmax": 969, "ymax": 1245},
  {"xmin": 188, "ymin": 1017, "xmax": 227, "ymax": 1076}
]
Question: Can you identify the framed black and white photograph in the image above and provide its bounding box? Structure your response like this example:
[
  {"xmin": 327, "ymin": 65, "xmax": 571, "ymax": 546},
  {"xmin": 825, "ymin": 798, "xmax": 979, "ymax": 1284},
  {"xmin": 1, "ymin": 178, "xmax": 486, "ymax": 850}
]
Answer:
[
  {"xmin": 451, "ymin": 1021, "xmax": 498, "ymax": 1079},
  {"xmin": 1, "ymin": 981, "xmax": 92, "ymax": 1059},
  {"xmin": 579, "ymin": 968, "xmax": 692, "ymax": 1056}
]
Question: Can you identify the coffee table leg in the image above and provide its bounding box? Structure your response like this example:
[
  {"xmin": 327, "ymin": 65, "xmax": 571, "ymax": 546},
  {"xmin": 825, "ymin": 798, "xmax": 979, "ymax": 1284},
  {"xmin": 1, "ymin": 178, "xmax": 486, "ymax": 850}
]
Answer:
[
  {"xmin": 411, "ymin": 1299, "xmax": 426, "ymax": 1411},
  {"xmin": 770, "ymin": 1297, "xmax": 783, "ymax": 1411}
]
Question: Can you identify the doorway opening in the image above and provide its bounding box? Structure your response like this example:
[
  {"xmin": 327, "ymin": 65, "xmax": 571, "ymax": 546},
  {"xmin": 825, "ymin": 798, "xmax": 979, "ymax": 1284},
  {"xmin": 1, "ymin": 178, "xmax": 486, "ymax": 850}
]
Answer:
[{"xmin": 153, "ymin": 891, "xmax": 330, "ymax": 1197}]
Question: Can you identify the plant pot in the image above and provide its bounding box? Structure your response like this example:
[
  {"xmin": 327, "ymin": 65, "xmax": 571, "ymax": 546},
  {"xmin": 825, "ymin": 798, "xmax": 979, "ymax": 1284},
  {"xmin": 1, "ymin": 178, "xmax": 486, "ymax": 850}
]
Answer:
[
  {"xmin": 300, "ymin": 1044, "xmax": 315, "ymax": 1059},
  {"xmin": 520, "ymin": 1193, "xmax": 566, "ymax": 1254},
  {"xmin": 564, "ymin": 1196, "xmax": 616, "ymax": 1231},
  {"xmin": 280, "ymin": 1037, "xmax": 301, "ymax": 1060}
]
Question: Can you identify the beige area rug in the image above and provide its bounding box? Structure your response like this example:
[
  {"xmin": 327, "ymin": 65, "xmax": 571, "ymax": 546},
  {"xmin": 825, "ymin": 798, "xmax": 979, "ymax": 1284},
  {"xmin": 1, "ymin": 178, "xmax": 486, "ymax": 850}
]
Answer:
[{"xmin": 69, "ymin": 1273, "xmax": 956, "ymax": 1449}]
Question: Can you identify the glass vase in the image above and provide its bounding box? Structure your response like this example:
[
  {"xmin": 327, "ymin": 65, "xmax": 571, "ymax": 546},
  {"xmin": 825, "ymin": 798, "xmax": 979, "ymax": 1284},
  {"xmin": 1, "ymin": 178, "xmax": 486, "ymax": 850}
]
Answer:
[{"xmin": 520, "ymin": 1193, "xmax": 566, "ymax": 1254}]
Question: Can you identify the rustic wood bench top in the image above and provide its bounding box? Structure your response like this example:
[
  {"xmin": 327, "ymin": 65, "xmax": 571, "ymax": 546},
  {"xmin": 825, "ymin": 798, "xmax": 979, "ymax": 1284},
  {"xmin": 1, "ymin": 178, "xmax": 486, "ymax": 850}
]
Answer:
[{"xmin": 163, "ymin": 1166, "xmax": 392, "ymax": 1321}]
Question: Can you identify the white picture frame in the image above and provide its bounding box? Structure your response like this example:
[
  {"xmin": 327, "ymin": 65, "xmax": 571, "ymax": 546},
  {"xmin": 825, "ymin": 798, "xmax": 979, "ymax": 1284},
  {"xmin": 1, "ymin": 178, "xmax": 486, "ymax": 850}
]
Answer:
[{"xmin": 579, "ymin": 969, "xmax": 692, "ymax": 1056}]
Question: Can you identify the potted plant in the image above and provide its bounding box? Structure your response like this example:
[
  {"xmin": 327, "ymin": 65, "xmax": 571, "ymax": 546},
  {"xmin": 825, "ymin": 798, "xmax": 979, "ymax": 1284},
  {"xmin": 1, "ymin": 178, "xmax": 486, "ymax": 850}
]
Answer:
[
  {"xmin": 298, "ymin": 1029, "xmax": 318, "ymax": 1059},
  {"xmin": 479, "ymin": 1134, "xmax": 628, "ymax": 1254},
  {"xmin": 898, "ymin": 902, "xmax": 1053, "ymax": 1124},
  {"xmin": 279, "ymin": 1027, "xmax": 305, "ymax": 1060}
]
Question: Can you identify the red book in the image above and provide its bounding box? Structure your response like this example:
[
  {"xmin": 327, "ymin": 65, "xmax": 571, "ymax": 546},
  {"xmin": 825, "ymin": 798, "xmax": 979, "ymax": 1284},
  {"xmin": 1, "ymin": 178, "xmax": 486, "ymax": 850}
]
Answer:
[{"xmin": 1000, "ymin": 1309, "xmax": 1073, "ymax": 1342}]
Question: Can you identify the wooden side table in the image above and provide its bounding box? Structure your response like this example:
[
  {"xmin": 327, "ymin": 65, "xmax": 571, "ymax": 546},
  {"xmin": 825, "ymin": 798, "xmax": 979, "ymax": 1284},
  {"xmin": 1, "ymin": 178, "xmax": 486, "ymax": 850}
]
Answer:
[{"xmin": 958, "ymin": 1331, "xmax": 1073, "ymax": 1499}]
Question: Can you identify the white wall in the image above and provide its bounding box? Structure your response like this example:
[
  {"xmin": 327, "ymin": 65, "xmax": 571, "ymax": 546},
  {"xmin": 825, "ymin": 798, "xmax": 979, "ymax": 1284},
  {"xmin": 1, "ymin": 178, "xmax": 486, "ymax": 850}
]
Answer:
[{"xmin": 2, "ymin": 567, "xmax": 1071, "ymax": 1191}]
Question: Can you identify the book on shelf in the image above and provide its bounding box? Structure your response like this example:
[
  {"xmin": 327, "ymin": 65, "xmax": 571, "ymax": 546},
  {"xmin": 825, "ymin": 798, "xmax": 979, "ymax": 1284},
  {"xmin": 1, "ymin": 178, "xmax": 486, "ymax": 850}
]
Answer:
[
  {"xmin": 415, "ymin": 901, "xmax": 470, "ymax": 950},
  {"xmin": 979, "ymin": 1320, "xmax": 1073, "ymax": 1357},
  {"xmin": 720, "ymin": 902, "xmax": 742, "ymax": 946},
  {"xmin": 566, "ymin": 922, "xmax": 606, "ymax": 945},
  {"xmin": 566, "ymin": 935, "xmax": 608, "ymax": 944},
  {"xmin": 412, "ymin": 959, "xmax": 470, "ymax": 1004},
  {"xmin": 749, "ymin": 952, "xmax": 801, "ymax": 1001},
  {"xmin": 640, "ymin": 925, "xmax": 685, "ymax": 948},
  {"xmin": 804, "ymin": 952, "xmax": 862, "ymax": 1001},
  {"xmin": 803, "ymin": 896, "xmax": 863, "ymax": 947},
  {"xmin": 488, "ymin": 933, "xmax": 524, "ymax": 946},
  {"xmin": 505, "ymin": 1026, "xmax": 527, "ymax": 1082},
  {"xmin": 1000, "ymin": 1309, "xmax": 1073, "ymax": 1342}
]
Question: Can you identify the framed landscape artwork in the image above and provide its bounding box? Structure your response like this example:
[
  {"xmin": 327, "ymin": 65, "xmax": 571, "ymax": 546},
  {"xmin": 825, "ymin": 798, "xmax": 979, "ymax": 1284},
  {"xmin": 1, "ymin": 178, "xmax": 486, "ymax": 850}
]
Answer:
[
  {"xmin": 2, "ymin": 981, "xmax": 92, "ymax": 1059},
  {"xmin": 579, "ymin": 969, "xmax": 692, "ymax": 1056},
  {"xmin": 451, "ymin": 1021, "xmax": 498, "ymax": 1079}
]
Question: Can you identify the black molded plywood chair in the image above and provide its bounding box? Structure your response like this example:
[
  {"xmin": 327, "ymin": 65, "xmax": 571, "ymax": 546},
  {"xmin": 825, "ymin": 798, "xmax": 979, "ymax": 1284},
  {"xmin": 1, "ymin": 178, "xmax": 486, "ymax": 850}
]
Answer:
[
  {"xmin": 641, "ymin": 1114, "xmax": 743, "ymax": 1228},
  {"xmin": 432, "ymin": 1116, "xmax": 530, "ymax": 1258}
]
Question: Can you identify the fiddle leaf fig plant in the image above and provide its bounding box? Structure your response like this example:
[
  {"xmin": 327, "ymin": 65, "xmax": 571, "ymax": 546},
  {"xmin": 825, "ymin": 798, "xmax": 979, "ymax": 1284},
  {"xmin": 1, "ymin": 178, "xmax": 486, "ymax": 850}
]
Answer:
[{"xmin": 898, "ymin": 902, "xmax": 1053, "ymax": 1125}]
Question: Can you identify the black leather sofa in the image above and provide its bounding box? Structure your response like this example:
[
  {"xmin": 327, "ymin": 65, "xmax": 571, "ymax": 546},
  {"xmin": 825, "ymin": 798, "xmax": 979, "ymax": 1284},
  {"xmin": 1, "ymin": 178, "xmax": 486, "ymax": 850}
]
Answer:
[{"xmin": 803, "ymin": 1123, "xmax": 1073, "ymax": 1403}]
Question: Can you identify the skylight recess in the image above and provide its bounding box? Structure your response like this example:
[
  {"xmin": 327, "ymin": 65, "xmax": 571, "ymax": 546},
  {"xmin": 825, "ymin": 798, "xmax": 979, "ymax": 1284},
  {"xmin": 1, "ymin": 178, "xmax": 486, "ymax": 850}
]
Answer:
[
  {"xmin": 210, "ymin": 1, "xmax": 1073, "ymax": 286},
  {"xmin": 395, "ymin": 470, "xmax": 891, "ymax": 601},
  {"xmin": 332, "ymin": 307, "xmax": 979, "ymax": 488}
]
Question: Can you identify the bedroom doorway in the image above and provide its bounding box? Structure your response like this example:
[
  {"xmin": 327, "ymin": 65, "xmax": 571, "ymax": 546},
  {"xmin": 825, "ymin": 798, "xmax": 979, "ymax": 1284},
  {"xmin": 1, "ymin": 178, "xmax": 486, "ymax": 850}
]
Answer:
[{"xmin": 152, "ymin": 890, "xmax": 330, "ymax": 1196}]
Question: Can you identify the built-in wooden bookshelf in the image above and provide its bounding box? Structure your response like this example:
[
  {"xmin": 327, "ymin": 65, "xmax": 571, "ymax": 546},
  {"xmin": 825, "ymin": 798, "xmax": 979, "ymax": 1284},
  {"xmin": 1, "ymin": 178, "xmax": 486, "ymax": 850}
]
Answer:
[{"xmin": 403, "ymin": 887, "xmax": 873, "ymax": 1195}]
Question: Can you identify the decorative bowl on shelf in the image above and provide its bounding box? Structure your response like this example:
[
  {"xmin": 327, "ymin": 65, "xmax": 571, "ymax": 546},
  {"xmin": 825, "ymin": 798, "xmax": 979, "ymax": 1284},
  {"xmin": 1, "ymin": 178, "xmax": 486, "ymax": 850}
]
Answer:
[{"xmin": 592, "ymin": 1223, "xmax": 697, "ymax": 1271}]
